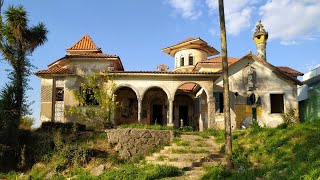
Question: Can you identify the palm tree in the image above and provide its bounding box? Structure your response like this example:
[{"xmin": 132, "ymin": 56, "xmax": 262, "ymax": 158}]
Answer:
[
  {"xmin": 0, "ymin": 5, "xmax": 48, "ymax": 122},
  {"xmin": 218, "ymin": 0, "xmax": 233, "ymax": 169}
]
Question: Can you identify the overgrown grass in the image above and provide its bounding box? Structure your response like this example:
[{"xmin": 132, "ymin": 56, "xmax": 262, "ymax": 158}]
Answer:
[
  {"xmin": 173, "ymin": 138, "xmax": 190, "ymax": 146},
  {"xmin": 0, "ymin": 127, "xmax": 182, "ymax": 180},
  {"xmin": 100, "ymin": 164, "xmax": 180, "ymax": 180},
  {"xmin": 117, "ymin": 123, "xmax": 174, "ymax": 130},
  {"xmin": 202, "ymin": 121, "xmax": 320, "ymax": 179},
  {"xmin": 117, "ymin": 123, "xmax": 195, "ymax": 134}
]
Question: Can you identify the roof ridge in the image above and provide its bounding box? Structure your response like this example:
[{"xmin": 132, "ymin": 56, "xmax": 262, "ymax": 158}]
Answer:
[{"xmin": 66, "ymin": 34, "xmax": 101, "ymax": 51}]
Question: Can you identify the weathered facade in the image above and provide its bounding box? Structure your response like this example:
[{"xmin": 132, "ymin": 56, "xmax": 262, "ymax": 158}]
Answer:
[{"xmin": 36, "ymin": 21, "xmax": 303, "ymax": 130}]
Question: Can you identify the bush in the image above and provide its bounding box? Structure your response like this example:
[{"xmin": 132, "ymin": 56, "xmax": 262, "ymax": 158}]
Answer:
[
  {"xmin": 17, "ymin": 130, "xmax": 55, "ymax": 168},
  {"xmin": 281, "ymin": 108, "xmax": 299, "ymax": 126},
  {"xmin": 177, "ymin": 126, "xmax": 194, "ymax": 132},
  {"xmin": 118, "ymin": 123, "xmax": 174, "ymax": 130},
  {"xmin": 101, "ymin": 164, "xmax": 180, "ymax": 179},
  {"xmin": 57, "ymin": 143, "xmax": 91, "ymax": 168},
  {"xmin": 39, "ymin": 122, "xmax": 86, "ymax": 133},
  {"xmin": 0, "ymin": 84, "xmax": 20, "ymax": 170},
  {"xmin": 19, "ymin": 116, "xmax": 35, "ymax": 130}
]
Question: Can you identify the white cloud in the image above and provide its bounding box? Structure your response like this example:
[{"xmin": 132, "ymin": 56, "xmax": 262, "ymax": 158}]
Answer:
[
  {"xmin": 259, "ymin": 0, "xmax": 320, "ymax": 45},
  {"xmin": 205, "ymin": 0, "xmax": 259, "ymax": 35},
  {"xmin": 167, "ymin": 0, "xmax": 202, "ymax": 20}
]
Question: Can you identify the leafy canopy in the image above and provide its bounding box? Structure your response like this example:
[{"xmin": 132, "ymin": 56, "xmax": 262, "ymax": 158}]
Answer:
[{"xmin": 66, "ymin": 73, "xmax": 120, "ymax": 128}]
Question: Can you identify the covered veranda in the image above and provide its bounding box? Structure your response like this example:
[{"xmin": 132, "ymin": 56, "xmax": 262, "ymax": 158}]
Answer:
[{"xmin": 108, "ymin": 71, "xmax": 219, "ymax": 131}]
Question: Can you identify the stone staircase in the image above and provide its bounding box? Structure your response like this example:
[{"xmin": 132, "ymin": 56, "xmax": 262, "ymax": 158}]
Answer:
[{"xmin": 145, "ymin": 134, "xmax": 226, "ymax": 179}]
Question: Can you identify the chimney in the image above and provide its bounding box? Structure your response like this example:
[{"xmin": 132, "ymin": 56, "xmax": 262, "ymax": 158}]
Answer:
[{"xmin": 253, "ymin": 20, "xmax": 268, "ymax": 61}]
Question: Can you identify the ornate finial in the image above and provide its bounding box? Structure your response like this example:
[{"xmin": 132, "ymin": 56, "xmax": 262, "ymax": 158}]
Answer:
[
  {"xmin": 253, "ymin": 20, "xmax": 268, "ymax": 39},
  {"xmin": 157, "ymin": 64, "xmax": 169, "ymax": 72}
]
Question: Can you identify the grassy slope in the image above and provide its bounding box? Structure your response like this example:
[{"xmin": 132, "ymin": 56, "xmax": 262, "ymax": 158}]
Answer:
[
  {"xmin": 202, "ymin": 121, "xmax": 320, "ymax": 180},
  {"xmin": 0, "ymin": 130, "xmax": 180, "ymax": 180}
]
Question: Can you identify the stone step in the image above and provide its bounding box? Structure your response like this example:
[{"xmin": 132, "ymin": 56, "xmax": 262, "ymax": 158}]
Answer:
[
  {"xmin": 163, "ymin": 145, "xmax": 216, "ymax": 151},
  {"xmin": 150, "ymin": 153, "xmax": 209, "ymax": 158},
  {"xmin": 145, "ymin": 153, "xmax": 208, "ymax": 162},
  {"xmin": 198, "ymin": 161, "xmax": 227, "ymax": 167},
  {"xmin": 147, "ymin": 161, "xmax": 195, "ymax": 168},
  {"xmin": 179, "ymin": 135, "xmax": 215, "ymax": 141},
  {"xmin": 172, "ymin": 142, "xmax": 210, "ymax": 147}
]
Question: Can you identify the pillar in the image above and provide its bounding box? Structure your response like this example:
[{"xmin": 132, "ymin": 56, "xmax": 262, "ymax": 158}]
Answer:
[
  {"xmin": 167, "ymin": 99, "xmax": 174, "ymax": 126},
  {"xmin": 138, "ymin": 98, "xmax": 142, "ymax": 123},
  {"xmin": 207, "ymin": 97, "xmax": 215, "ymax": 129}
]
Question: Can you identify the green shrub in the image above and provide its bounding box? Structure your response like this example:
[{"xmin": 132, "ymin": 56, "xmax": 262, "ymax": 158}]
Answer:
[
  {"xmin": 58, "ymin": 143, "xmax": 91, "ymax": 168},
  {"xmin": 118, "ymin": 123, "xmax": 174, "ymax": 130},
  {"xmin": 202, "ymin": 166, "xmax": 231, "ymax": 180},
  {"xmin": 40, "ymin": 122, "xmax": 86, "ymax": 133},
  {"xmin": 101, "ymin": 164, "xmax": 180, "ymax": 179},
  {"xmin": 281, "ymin": 108, "xmax": 300, "ymax": 126},
  {"xmin": 177, "ymin": 126, "xmax": 194, "ymax": 132},
  {"xmin": 19, "ymin": 116, "xmax": 35, "ymax": 130}
]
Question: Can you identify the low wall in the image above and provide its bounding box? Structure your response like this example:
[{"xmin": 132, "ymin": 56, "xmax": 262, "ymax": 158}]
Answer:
[{"xmin": 106, "ymin": 129, "xmax": 174, "ymax": 159}]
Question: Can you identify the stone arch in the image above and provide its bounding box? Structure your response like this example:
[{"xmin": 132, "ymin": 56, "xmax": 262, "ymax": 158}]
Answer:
[
  {"xmin": 113, "ymin": 86, "xmax": 139, "ymax": 125},
  {"xmin": 141, "ymin": 86, "xmax": 171, "ymax": 101},
  {"xmin": 142, "ymin": 86, "xmax": 170, "ymax": 125},
  {"xmin": 173, "ymin": 81, "xmax": 210, "ymax": 98},
  {"xmin": 173, "ymin": 81, "xmax": 213, "ymax": 131},
  {"xmin": 114, "ymin": 84, "xmax": 141, "ymax": 100}
]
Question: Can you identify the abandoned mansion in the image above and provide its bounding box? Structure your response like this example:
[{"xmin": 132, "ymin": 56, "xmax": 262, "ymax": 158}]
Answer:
[{"xmin": 36, "ymin": 21, "xmax": 303, "ymax": 131}]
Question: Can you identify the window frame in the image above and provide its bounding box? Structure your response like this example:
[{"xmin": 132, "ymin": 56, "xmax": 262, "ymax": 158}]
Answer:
[
  {"xmin": 214, "ymin": 92, "xmax": 224, "ymax": 113},
  {"xmin": 270, "ymin": 93, "xmax": 284, "ymax": 114},
  {"xmin": 188, "ymin": 54, "xmax": 194, "ymax": 65},
  {"xmin": 180, "ymin": 56, "xmax": 185, "ymax": 67},
  {"xmin": 55, "ymin": 87, "xmax": 64, "ymax": 101}
]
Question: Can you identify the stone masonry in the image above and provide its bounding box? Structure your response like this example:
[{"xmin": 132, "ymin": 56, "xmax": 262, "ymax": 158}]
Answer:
[{"xmin": 106, "ymin": 129, "xmax": 174, "ymax": 159}]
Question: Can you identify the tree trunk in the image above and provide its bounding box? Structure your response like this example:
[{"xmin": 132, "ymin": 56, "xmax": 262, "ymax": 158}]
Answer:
[{"xmin": 218, "ymin": 0, "xmax": 234, "ymax": 169}]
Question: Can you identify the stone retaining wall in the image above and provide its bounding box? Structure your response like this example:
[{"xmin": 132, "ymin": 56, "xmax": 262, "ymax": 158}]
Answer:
[{"xmin": 106, "ymin": 129, "xmax": 174, "ymax": 159}]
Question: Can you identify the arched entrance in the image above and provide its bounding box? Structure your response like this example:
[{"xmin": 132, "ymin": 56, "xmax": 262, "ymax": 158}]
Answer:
[
  {"xmin": 114, "ymin": 87, "xmax": 138, "ymax": 125},
  {"xmin": 142, "ymin": 87, "xmax": 168, "ymax": 125},
  {"xmin": 174, "ymin": 83, "xmax": 208, "ymax": 130}
]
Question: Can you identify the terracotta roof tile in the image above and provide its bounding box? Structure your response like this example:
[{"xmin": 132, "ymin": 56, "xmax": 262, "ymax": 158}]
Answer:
[
  {"xmin": 176, "ymin": 37, "xmax": 197, "ymax": 46},
  {"xmin": 35, "ymin": 66, "xmax": 74, "ymax": 76},
  {"xmin": 65, "ymin": 53, "xmax": 119, "ymax": 58},
  {"xmin": 67, "ymin": 34, "xmax": 101, "ymax": 51},
  {"xmin": 48, "ymin": 53, "xmax": 120, "ymax": 67},
  {"xmin": 277, "ymin": 66, "xmax": 304, "ymax": 76},
  {"xmin": 192, "ymin": 56, "xmax": 239, "ymax": 71},
  {"xmin": 202, "ymin": 56, "xmax": 239, "ymax": 64},
  {"xmin": 110, "ymin": 71, "xmax": 220, "ymax": 75},
  {"xmin": 178, "ymin": 83, "xmax": 197, "ymax": 91}
]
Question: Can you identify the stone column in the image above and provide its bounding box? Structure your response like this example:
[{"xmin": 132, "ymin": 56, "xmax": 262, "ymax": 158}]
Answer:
[
  {"xmin": 207, "ymin": 97, "xmax": 215, "ymax": 129},
  {"xmin": 138, "ymin": 98, "xmax": 142, "ymax": 123},
  {"xmin": 167, "ymin": 99, "xmax": 174, "ymax": 126}
]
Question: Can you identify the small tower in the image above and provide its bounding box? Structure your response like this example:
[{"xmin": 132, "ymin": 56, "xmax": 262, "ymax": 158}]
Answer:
[
  {"xmin": 253, "ymin": 20, "xmax": 268, "ymax": 61},
  {"xmin": 162, "ymin": 37, "xmax": 219, "ymax": 72}
]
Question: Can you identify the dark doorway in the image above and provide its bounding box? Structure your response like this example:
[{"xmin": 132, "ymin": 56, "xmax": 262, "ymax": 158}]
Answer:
[
  {"xmin": 152, "ymin": 105, "xmax": 163, "ymax": 125},
  {"xmin": 179, "ymin": 105, "xmax": 188, "ymax": 127}
]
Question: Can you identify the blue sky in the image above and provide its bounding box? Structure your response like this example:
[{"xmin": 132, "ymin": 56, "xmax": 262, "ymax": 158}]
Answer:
[{"xmin": 0, "ymin": 0, "xmax": 319, "ymax": 127}]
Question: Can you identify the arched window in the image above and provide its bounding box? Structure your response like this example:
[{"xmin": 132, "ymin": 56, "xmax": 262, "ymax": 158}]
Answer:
[
  {"xmin": 180, "ymin": 56, "xmax": 184, "ymax": 66},
  {"xmin": 188, "ymin": 54, "xmax": 194, "ymax": 65}
]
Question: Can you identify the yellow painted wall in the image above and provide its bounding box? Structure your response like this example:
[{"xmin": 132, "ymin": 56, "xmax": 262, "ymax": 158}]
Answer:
[{"xmin": 235, "ymin": 105, "xmax": 262, "ymax": 128}]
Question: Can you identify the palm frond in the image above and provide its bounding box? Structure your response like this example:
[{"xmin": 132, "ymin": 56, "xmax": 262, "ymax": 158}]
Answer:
[
  {"xmin": 4, "ymin": 5, "xmax": 28, "ymax": 41},
  {"xmin": 26, "ymin": 22, "xmax": 48, "ymax": 53}
]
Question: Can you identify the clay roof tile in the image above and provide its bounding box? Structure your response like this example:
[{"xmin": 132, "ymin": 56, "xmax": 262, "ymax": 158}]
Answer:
[
  {"xmin": 67, "ymin": 34, "xmax": 101, "ymax": 51},
  {"xmin": 35, "ymin": 66, "xmax": 74, "ymax": 76}
]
